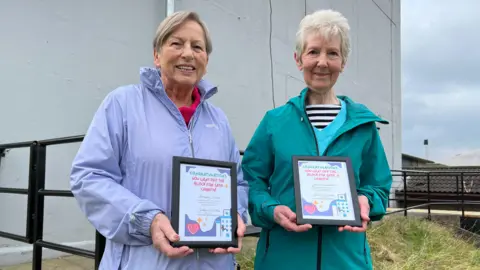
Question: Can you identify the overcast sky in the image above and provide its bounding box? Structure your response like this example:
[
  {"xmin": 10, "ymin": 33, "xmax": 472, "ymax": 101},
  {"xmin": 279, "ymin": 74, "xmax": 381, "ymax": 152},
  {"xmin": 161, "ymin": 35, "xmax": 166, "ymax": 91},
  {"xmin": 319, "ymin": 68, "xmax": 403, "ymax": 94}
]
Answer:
[{"xmin": 401, "ymin": 0, "xmax": 480, "ymax": 164}]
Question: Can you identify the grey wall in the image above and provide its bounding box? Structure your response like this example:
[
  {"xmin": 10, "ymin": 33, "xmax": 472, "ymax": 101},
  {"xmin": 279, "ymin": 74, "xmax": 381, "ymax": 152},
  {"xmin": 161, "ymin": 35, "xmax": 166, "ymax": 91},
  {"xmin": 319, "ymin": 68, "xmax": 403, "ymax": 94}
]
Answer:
[
  {"xmin": 0, "ymin": 0, "xmax": 401, "ymax": 266},
  {"xmin": 175, "ymin": 0, "xmax": 402, "ymax": 193},
  {"xmin": 0, "ymin": 0, "xmax": 166, "ymax": 266}
]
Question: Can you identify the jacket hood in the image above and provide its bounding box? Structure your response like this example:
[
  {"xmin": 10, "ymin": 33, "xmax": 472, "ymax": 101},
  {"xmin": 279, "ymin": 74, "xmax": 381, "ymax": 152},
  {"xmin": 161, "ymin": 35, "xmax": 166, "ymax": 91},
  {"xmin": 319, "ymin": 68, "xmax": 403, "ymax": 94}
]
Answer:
[
  {"xmin": 288, "ymin": 88, "xmax": 389, "ymax": 125},
  {"xmin": 139, "ymin": 67, "xmax": 218, "ymax": 100}
]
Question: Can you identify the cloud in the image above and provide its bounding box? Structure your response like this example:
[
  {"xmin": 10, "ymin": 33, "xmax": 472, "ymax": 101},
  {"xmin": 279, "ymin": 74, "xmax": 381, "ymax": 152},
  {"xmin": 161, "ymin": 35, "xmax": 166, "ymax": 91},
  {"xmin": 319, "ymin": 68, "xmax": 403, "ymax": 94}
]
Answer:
[
  {"xmin": 401, "ymin": 0, "xmax": 480, "ymax": 164},
  {"xmin": 402, "ymin": 0, "xmax": 480, "ymax": 91}
]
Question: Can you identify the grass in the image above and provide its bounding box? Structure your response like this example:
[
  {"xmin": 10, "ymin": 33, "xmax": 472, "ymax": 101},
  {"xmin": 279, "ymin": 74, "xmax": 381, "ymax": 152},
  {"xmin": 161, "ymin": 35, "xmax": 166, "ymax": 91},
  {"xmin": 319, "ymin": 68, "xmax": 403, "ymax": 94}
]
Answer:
[
  {"xmin": 236, "ymin": 215, "xmax": 480, "ymax": 270},
  {"xmin": 369, "ymin": 215, "xmax": 480, "ymax": 270}
]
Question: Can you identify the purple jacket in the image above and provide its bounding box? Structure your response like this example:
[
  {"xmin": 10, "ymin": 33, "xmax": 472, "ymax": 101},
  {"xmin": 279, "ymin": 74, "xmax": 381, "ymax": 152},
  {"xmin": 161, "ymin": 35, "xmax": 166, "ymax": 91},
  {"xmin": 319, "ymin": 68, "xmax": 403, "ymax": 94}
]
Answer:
[{"xmin": 70, "ymin": 67, "xmax": 249, "ymax": 270}]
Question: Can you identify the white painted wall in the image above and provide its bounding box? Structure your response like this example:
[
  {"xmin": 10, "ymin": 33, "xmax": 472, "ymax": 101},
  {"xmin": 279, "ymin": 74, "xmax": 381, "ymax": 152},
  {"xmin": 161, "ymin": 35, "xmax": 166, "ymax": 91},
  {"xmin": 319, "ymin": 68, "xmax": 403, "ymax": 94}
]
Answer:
[{"xmin": 0, "ymin": 0, "xmax": 401, "ymax": 266}]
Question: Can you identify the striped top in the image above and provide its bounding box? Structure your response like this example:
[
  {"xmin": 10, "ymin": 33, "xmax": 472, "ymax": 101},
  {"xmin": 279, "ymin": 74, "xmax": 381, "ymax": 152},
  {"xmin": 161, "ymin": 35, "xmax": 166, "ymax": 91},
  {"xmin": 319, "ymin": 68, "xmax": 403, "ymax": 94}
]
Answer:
[{"xmin": 305, "ymin": 104, "xmax": 341, "ymax": 130}]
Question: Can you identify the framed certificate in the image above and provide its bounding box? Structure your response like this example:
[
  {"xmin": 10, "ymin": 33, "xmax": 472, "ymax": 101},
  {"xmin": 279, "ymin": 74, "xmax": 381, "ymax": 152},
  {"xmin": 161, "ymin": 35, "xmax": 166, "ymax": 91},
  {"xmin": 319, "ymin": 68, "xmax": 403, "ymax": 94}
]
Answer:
[
  {"xmin": 170, "ymin": 156, "xmax": 238, "ymax": 248},
  {"xmin": 292, "ymin": 156, "xmax": 362, "ymax": 227}
]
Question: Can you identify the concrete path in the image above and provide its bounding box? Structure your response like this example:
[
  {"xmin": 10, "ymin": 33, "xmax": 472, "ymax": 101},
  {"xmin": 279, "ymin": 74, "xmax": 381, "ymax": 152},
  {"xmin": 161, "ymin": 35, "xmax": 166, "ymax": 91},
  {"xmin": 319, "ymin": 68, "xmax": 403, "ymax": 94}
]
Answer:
[
  {"xmin": 0, "ymin": 256, "xmax": 93, "ymax": 270},
  {"xmin": 0, "ymin": 238, "xmax": 259, "ymax": 270}
]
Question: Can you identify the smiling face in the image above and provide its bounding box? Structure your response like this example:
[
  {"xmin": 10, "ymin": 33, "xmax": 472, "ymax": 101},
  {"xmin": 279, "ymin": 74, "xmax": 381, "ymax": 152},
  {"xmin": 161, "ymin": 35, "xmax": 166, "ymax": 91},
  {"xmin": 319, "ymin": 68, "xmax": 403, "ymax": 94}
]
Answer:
[
  {"xmin": 295, "ymin": 32, "xmax": 344, "ymax": 93},
  {"xmin": 154, "ymin": 20, "xmax": 208, "ymax": 88}
]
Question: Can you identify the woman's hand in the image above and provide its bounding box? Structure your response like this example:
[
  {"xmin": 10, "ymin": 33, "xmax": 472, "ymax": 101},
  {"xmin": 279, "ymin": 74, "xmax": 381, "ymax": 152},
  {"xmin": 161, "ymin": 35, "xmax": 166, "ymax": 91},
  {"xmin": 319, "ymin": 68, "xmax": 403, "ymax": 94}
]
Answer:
[
  {"xmin": 151, "ymin": 213, "xmax": 194, "ymax": 258},
  {"xmin": 274, "ymin": 205, "xmax": 312, "ymax": 232},
  {"xmin": 338, "ymin": 195, "xmax": 370, "ymax": 233},
  {"xmin": 209, "ymin": 213, "xmax": 246, "ymax": 254}
]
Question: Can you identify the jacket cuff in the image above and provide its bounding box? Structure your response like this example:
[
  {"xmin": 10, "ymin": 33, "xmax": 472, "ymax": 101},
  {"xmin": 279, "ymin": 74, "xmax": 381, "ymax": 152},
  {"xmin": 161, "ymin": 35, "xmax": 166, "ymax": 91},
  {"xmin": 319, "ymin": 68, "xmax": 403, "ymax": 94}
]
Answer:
[
  {"xmin": 237, "ymin": 208, "xmax": 249, "ymax": 224},
  {"xmin": 131, "ymin": 209, "xmax": 163, "ymax": 237},
  {"xmin": 261, "ymin": 199, "xmax": 281, "ymax": 223},
  {"xmin": 357, "ymin": 189, "xmax": 374, "ymax": 210}
]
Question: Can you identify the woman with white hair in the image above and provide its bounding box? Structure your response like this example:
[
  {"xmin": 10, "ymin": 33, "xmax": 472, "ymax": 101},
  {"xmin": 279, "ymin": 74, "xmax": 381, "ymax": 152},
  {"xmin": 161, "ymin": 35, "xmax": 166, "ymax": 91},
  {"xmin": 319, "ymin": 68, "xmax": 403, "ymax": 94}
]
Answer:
[
  {"xmin": 242, "ymin": 9, "xmax": 392, "ymax": 270},
  {"xmin": 70, "ymin": 11, "xmax": 248, "ymax": 270}
]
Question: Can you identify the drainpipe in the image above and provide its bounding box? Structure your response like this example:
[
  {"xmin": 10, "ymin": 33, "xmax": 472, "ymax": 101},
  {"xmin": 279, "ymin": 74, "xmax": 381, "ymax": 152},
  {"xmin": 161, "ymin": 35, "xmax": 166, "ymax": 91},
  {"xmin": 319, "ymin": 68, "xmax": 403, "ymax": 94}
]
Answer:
[
  {"xmin": 166, "ymin": 0, "xmax": 174, "ymax": 16},
  {"xmin": 0, "ymin": 148, "xmax": 4, "ymax": 168},
  {"xmin": 424, "ymin": 139, "xmax": 429, "ymax": 160}
]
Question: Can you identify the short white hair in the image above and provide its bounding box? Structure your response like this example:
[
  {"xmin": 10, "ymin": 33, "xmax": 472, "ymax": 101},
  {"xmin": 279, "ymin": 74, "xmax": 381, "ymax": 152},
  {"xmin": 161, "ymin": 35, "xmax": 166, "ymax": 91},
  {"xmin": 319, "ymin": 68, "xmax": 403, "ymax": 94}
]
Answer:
[{"xmin": 295, "ymin": 9, "xmax": 351, "ymax": 64}]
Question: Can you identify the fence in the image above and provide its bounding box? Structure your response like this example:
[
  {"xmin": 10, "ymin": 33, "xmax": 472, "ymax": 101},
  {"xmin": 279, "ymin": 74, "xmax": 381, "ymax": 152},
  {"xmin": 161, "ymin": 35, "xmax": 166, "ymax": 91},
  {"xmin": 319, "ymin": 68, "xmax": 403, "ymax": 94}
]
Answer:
[
  {"xmin": 389, "ymin": 169, "xmax": 480, "ymax": 220},
  {"xmin": 1, "ymin": 135, "xmax": 479, "ymax": 269},
  {"xmin": 0, "ymin": 136, "xmax": 105, "ymax": 269}
]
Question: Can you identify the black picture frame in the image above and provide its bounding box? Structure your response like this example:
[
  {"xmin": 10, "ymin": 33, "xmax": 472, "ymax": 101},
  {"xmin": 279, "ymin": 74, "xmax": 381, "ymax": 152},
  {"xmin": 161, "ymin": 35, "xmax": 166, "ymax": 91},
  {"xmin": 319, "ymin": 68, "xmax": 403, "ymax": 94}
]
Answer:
[
  {"xmin": 171, "ymin": 156, "xmax": 238, "ymax": 248},
  {"xmin": 292, "ymin": 155, "xmax": 362, "ymax": 227}
]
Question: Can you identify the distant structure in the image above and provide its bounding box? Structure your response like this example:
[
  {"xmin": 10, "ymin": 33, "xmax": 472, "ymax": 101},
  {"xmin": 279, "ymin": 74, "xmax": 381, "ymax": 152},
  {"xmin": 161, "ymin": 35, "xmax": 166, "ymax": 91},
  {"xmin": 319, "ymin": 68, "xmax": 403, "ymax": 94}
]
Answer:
[
  {"xmin": 402, "ymin": 153, "xmax": 446, "ymax": 168},
  {"xmin": 397, "ymin": 152, "xmax": 480, "ymax": 213},
  {"xmin": 395, "ymin": 165, "xmax": 480, "ymax": 212}
]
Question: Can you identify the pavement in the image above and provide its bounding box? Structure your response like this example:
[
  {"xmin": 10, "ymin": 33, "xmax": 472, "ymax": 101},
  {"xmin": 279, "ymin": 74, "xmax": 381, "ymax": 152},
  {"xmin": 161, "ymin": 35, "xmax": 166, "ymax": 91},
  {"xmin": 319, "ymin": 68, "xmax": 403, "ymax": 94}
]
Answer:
[
  {"xmin": 0, "ymin": 238, "xmax": 259, "ymax": 270},
  {"xmin": 0, "ymin": 256, "xmax": 94, "ymax": 270}
]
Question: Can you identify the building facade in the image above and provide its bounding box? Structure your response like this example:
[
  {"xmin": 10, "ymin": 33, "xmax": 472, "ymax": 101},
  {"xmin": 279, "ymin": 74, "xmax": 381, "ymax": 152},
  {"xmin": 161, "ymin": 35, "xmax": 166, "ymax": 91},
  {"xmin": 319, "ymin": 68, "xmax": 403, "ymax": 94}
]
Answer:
[
  {"xmin": 402, "ymin": 153, "xmax": 437, "ymax": 168},
  {"xmin": 0, "ymin": 0, "xmax": 401, "ymax": 266}
]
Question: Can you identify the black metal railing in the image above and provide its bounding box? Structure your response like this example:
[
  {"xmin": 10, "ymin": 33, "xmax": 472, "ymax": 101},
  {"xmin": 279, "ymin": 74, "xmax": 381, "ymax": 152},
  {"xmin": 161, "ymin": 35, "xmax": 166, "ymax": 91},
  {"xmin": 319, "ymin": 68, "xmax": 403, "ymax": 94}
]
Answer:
[
  {"xmin": 1, "ymin": 135, "xmax": 480, "ymax": 269},
  {"xmin": 0, "ymin": 140, "xmax": 37, "ymax": 244},
  {"xmin": 389, "ymin": 169, "xmax": 480, "ymax": 220},
  {"xmin": 0, "ymin": 136, "xmax": 98, "ymax": 270}
]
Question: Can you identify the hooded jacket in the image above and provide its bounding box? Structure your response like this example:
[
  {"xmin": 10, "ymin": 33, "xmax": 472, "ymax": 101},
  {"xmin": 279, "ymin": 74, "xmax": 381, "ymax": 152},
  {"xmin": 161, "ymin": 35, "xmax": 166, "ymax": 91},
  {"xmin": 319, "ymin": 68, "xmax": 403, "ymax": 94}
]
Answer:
[
  {"xmin": 70, "ymin": 67, "xmax": 249, "ymax": 270},
  {"xmin": 241, "ymin": 88, "xmax": 392, "ymax": 270}
]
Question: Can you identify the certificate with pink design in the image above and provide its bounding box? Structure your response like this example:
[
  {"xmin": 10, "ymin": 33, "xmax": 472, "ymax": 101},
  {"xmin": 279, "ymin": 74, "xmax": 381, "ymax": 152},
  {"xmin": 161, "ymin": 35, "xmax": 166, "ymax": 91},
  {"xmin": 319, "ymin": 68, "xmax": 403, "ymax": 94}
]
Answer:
[
  {"xmin": 170, "ymin": 156, "xmax": 238, "ymax": 248},
  {"xmin": 292, "ymin": 156, "xmax": 362, "ymax": 227}
]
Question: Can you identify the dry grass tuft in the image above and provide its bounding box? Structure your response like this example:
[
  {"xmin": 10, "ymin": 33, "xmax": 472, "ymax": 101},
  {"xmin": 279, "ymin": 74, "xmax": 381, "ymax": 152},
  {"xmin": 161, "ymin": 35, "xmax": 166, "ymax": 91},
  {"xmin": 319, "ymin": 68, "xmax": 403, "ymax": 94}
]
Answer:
[{"xmin": 369, "ymin": 215, "xmax": 480, "ymax": 270}]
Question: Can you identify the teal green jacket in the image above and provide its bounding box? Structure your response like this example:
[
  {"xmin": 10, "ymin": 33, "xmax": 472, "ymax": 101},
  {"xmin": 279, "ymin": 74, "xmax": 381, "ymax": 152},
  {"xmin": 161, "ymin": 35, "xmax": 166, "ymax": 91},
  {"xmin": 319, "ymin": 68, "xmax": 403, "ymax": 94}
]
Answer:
[{"xmin": 241, "ymin": 89, "xmax": 393, "ymax": 270}]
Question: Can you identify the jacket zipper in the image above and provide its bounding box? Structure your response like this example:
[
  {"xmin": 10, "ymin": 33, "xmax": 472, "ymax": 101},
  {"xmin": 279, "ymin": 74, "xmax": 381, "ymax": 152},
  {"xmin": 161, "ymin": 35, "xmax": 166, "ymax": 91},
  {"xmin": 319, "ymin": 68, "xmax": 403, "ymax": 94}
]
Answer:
[
  {"xmin": 188, "ymin": 130, "xmax": 195, "ymax": 158},
  {"xmin": 299, "ymin": 95, "xmax": 381, "ymax": 270},
  {"xmin": 312, "ymin": 120, "xmax": 377, "ymax": 270},
  {"xmin": 302, "ymin": 104, "xmax": 322, "ymax": 270},
  {"xmin": 185, "ymin": 102, "xmax": 204, "ymax": 269},
  {"xmin": 188, "ymin": 126, "xmax": 200, "ymax": 265},
  {"xmin": 186, "ymin": 90, "xmax": 224, "ymax": 267},
  {"xmin": 151, "ymin": 77, "xmax": 210, "ymax": 268},
  {"xmin": 185, "ymin": 94, "xmax": 215, "ymax": 268},
  {"xmin": 186, "ymin": 114, "xmax": 198, "ymax": 266}
]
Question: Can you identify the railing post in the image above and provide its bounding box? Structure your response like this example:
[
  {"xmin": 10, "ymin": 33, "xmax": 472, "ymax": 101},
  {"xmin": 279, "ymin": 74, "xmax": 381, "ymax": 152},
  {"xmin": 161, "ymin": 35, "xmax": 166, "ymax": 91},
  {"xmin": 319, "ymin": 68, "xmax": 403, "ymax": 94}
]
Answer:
[
  {"xmin": 25, "ymin": 142, "xmax": 38, "ymax": 243},
  {"xmin": 427, "ymin": 172, "xmax": 431, "ymax": 220},
  {"xmin": 0, "ymin": 147, "xmax": 4, "ymax": 166},
  {"xmin": 94, "ymin": 231, "xmax": 106, "ymax": 269},
  {"xmin": 32, "ymin": 143, "xmax": 47, "ymax": 270},
  {"xmin": 461, "ymin": 172, "xmax": 465, "ymax": 218},
  {"xmin": 456, "ymin": 175, "xmax": 459, "ymax": 212},
  {"xmin": 403, "ymin": 171, "xmax": 407, "ymax": 216}
]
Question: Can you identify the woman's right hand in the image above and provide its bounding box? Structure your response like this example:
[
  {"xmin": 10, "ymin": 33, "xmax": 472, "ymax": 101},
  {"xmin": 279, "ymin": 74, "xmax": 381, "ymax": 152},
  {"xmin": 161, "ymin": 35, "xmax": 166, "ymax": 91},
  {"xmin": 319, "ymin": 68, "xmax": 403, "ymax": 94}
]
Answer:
[
  {"xmin": 151, "ymin": 213, "xmax": 194, "ymax": 258},
  {"xmin": 273, "ymin": 205, "xmax": 312, "ymax": 232}
]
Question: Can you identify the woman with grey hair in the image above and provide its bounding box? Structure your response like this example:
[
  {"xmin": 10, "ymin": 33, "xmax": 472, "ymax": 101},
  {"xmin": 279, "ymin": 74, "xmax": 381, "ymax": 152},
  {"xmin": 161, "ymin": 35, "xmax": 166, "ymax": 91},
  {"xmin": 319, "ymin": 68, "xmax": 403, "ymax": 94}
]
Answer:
[
  {"xmin": 70, "ymin": 11, "xmax": 248, "ymax": 270},
  {"xmin": 242, "ymin": 9, "xmax": 392, "ymax": 270}
]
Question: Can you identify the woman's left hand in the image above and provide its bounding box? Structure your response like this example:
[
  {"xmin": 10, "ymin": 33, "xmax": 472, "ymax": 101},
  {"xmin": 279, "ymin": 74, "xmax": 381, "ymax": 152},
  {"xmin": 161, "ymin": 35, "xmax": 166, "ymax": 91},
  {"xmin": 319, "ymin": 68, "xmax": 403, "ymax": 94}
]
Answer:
[
  {"xmin": 338, "ymin": 195, "xmax": 370, "ymax": 233},
  {"xmin": 209, "ymin": 213, "xmax": 246, "ymax": 254}
]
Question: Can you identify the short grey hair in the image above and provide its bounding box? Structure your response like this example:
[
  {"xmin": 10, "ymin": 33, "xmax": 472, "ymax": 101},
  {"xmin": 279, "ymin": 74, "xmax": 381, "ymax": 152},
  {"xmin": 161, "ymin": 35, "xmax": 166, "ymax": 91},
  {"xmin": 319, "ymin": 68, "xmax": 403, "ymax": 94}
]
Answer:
[
  {"xmin": 153, "ymin": 11, "xmax": 213, "ymax": 55},
  {"xmin": 295, "ymin": 9, "xmax": 351, "ymax": 64}
]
